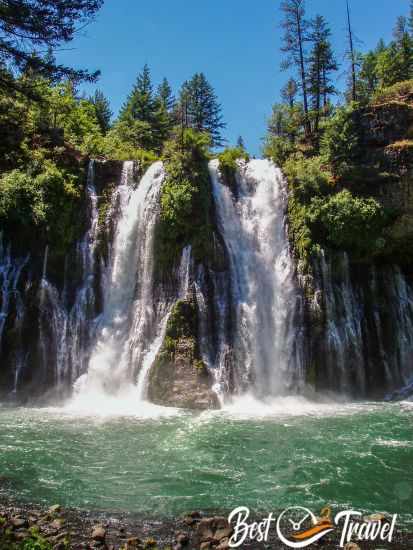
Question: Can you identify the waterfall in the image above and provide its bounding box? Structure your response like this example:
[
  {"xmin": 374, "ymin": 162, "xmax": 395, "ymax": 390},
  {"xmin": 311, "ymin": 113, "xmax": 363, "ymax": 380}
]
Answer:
[
  {"xmin": 62, "ymin": 161, "xmax": 100, "ymax": 384},
  {"xmin": 0, "ymin": 235, "xmax": 29, "ymax": 394},
  {"xmin": 72, "ymin": 161, "xmax": 167, "ymax": 400},
  {"xmin": 36, "ymin": 162, "xmax": 101, "ymax": 393},
  {"xmin": 0, "ymin": 236, "xmax": 29, "ymax": 348},
  {"xmin": 208, "ymin": 159, "xmax": 303, "ymax": 399},
  {"xmin": 311, "ymin": 251, "xmax": 413, "ymax": 396}
]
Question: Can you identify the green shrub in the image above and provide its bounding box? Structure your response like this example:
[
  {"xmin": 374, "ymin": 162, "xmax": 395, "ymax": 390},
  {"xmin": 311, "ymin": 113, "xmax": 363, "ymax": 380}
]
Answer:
[
  {"xmin": 284, "ymin": 155, "xmax": 333, "ymax": 202},
  {"xmin": 320, "ymin": 103, "xmax": 362, "ymax": 176},
  {"xmin": 217, "ymin": 146, "xmax": 249, "ymax": 188},
  {"xmin": 0, "ymin": 169, "xmax": 46, "ymax": 225},
  {"xmin": 155, "ymin": 129, "xmax": 213, "ymax": 270},
  {"xmin": 262, "ymin": 135, "xmax": 295, "ymax": 167},
  {"xmin": 372, "ymin": 80, "xmax": 413, "ymax": 104},
  {"xmin": 0, "ymin": 160, "xmax": 84, "ymax": 254},
  {"xmin": 306, "ymin": 189, "xmax": 388, "ymax": 255}
]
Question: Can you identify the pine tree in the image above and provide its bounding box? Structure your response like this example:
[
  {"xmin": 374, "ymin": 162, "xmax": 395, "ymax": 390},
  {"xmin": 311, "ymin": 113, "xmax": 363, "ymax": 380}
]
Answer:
[
  {"xmin": 237, "ymin": 136, "xmax": 245, "ymax": 150},
  {"xmin": 280, "ymin": 0, "xmax": 311, "ymax": 138},
  {"xmin": 0, "ymin": 0, "xmax": 102, "ymax": 94},
  {"xmin": 307, "ymin": 15, "xmax": 337, "ymax": 135},
  {"xmin": 156, "ymin": 78, "xmax": 175, "ymax": 112},
  {"xmin": 409, "ymin": 0, "xmax": 413, "ymax": 37},
  {"xmin": 89, "ymin": 90, "xmax": 112, "ymax": 134},
  {"xmin": 346, "ymin": 0, "xmax": 358, "ymax": 102},
  {"xmin": 281, "ymin": 78, "xmax": 298, "ymax": 108},
  {"xmin": 180, "ymin": 73, "xmax": 226, "ymax": 147},
  {"xmin": 358, "ymin": 50, "xmax": 380, "ymax": 102},
  {"xmin": 118, "ymin": 64, "xmax": 156, "ymax": 124}
]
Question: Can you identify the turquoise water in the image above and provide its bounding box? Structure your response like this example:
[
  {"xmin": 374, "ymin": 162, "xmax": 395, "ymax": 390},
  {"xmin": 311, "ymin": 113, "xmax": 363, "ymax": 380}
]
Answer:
[{"xmin": 0, "ymin": 397, "xmax": 412, "ymax": 524}]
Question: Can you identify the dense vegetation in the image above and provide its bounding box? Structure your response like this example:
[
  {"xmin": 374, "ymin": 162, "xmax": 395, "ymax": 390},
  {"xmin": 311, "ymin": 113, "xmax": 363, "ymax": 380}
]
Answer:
[
  {"xmin": 1, "ymin": 0, "xmax": 413, "ymax": 273},
  {"xmin": 263, "ymin": 0, "xmax": 413, "ymax": 268},
  {"xmin": 155, "ymin": 129, "xmax": 214, "ymax": 272},
  {"xmin": 0, "ymin": 41, "xmax": 227, "ymax": 258}
]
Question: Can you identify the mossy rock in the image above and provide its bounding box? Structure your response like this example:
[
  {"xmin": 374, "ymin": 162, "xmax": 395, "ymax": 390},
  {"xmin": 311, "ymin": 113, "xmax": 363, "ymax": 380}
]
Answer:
[{"xmin": 147, "ymin": 299, "xmax": 219, "ymax": 410}]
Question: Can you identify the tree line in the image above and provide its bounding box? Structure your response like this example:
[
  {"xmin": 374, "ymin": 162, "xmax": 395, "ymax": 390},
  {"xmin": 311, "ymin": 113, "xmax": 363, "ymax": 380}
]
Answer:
[{"xmin": 267, "ymin": 0, "xmax": 413, "ymax": 153}]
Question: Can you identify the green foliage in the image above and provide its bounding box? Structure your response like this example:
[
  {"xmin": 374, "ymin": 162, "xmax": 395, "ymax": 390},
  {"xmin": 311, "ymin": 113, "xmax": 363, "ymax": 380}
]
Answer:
[
  {"xmin": 372, "ymin": 79, "xmax": 413, "ymax": 103},
  {"xmin": 117, "ymin": 64, "xmax": 173, "ymax": 152},
  {"xmin": 176, "ymin": 73, "xmax": 226, "ymax": 147},
  {"xmin": 0, "ymin": 0, "xmax": 102, "ymax": 96},
  {"xmin": 267, "ymin": 103, "xmax": 303, "ymax": 143},
  {"xmin": 89, "ymin": 90, "xmax": 113, "ymax": 134},
  {"xmin": 103, "ymin": 122, "xmax": 158, "ymax": 162},
  {"xmin": 155, "ymin": 129, "xmax": 213, "ymax": 270},
  {"xmin": 320, "ymin": 103, "xmax": 362, "ymax": 176},
  {"xmin": 0, "ymin": 525, "xmax": 60, "ymax": 550},
  {"xmin": 0, "ymin": 170, "xmax": 46, "ymax": 225},
  {"xmin": 283, "ymin": 156, "xmax": 333, "ymax": 264},
  {"xmin": 284, "ymin": 155, "xmax": 333, "ymax": 202},
  {"xmin": 262, "ymin": 135, "xmax": 295, "ymax": 167},
  {"xmin": 217, "ymin": 146, "xmax": 249, "ymax": 189},
  {"xmin": 306, "ymin": 190, "xmax": 388, "ymax": 256},
  {"xmin": 0, "ymin": 160, "xmax": 83, "ymax": 254}
]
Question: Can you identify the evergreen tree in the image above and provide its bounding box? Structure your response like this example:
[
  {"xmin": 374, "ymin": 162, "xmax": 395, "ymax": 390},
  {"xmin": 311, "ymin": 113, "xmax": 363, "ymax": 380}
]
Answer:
[
  {"xmin": 281, "ymin": 78, "xmax": 298, "ymax": 108},
  {"xmin": 156, "ymin": 78, "xmax": 175, "ymax": 112},
  {"xmin": 409, "ymin": 0, "xmax": 413, "ymax": 37},
  {"xmin": 346, "ymin": 0, "xmax": 358, "ymax": 101},
  {"xmin": 358, "ymin": 50, "xmax": 379, "ymax": 102},
  {"xmin": 375, "ymin": 20, "xmax": 413, "ymax": 87},
  {"xmin": 307, "ymin": 15, "xmax": 337, "ymax": 136},
  {"xmin": 394, "ymin": 16, "xmax": 408, "ymax": 44},
  {"xmin": 118, "ymin": 64, "xmax": 156, "ymax": 124},
  {"xmin": 116, "ymin": 64, "xmax": 173, "ymax": 151},
  {"xmin": 0, "ymin": 0, "xmax": 102, "ymax": 94},
  {"xmin": 280, "ymin": 0, "xmax": 311, "ymax": 137},
  {"xmin": 180, "ymin": 73, "xmax": 226, "ymax": 147},
  {"xmin": 89, "ymin": 90, "xmax": 112, "ymax": 134},
  {"xmin": 237, "ymin": 136, "xmax": 246, "ymax": 150}
]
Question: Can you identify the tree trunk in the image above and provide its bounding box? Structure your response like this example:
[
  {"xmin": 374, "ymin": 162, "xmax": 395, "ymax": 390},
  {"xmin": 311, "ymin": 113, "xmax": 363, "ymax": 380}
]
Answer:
[
  {"xmin": 347, "ymin": 0, "xmax": 357, "ymax": 102},
  {"xmin": 296, "ymin": 10, "xmax": 311, "ymax": 138}
]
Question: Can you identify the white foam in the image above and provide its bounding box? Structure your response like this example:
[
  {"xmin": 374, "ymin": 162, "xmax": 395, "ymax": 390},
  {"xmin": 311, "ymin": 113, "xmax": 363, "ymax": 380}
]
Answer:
[
  {"xmin": 55, "ymin": 385, "xmax": 183, "ymax": 419},
  {"xmin": 214, "ymin": 393, "xmax": 373, "ymax": 419}
]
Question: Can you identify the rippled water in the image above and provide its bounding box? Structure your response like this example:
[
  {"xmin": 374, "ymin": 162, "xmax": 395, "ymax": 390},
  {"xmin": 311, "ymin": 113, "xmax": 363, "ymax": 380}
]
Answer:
[{"xmin": 0, "ymin": 397, "xmax": 412, "ymax": 525}]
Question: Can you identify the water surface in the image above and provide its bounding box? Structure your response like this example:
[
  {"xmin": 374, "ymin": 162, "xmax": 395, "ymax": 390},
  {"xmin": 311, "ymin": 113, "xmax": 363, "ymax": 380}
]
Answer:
[{"xmin": 0, "ymin": 397, "xmax": 412, "ymax": 525}]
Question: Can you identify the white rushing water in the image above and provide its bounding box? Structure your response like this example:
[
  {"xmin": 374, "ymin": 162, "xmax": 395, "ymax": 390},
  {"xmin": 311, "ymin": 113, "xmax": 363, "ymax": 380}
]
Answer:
[
  {"xmin": 72, "ymin": 162, "xmax": 165, "ymax": 397},
  {"xmin": 209, "ymin": 159, "xmax": 303, "ymax": 399}
]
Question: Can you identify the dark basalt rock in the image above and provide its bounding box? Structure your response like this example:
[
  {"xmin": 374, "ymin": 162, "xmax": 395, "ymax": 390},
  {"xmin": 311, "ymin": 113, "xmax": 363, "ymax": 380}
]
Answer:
[{"xmin": 147, "ymin": 295, "xmax": 219, "ymax": 410}]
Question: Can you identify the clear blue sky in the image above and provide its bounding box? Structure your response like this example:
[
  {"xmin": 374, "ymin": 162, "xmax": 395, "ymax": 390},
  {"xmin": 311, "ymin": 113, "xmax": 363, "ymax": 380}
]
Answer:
[{"xmin": 57, "ymin": 0, "xmax": 410, "ymax": 155}]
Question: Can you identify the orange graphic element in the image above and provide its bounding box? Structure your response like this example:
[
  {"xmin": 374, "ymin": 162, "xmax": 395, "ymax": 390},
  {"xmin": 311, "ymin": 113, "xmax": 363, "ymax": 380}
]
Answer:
[{"xmin": 292, "ymin": 506, "xmax": 334, "ymax": 542}]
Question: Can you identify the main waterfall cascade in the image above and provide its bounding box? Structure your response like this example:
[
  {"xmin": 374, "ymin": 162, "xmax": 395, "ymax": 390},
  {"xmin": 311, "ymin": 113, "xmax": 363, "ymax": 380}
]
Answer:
[
  {"xmin": 0, "ymin": 157, "xmax": 413, "ymax": 406},
  {"xmin": 208, "ymin": 159, "xmax": 305, "ymax": 398}
]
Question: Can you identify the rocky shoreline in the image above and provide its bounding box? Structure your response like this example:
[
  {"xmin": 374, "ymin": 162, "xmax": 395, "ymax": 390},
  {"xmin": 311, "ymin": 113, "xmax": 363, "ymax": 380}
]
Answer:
[{"xmin": 1, "ymin": 498, "xmax": 413, "ymax": 550}]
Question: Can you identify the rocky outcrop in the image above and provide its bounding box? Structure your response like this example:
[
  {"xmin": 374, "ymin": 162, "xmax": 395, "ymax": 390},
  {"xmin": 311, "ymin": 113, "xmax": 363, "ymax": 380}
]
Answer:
[{"xmin": 147, "ymin": 296, "xmax": 219, "ymax": 410}]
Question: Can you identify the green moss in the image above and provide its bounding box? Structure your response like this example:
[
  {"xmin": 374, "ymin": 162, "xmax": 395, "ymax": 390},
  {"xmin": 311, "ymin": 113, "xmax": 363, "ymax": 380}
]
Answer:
[
  {"xmin": 217, "ymin": 146, "xmax": 249, "ymax": 192},
  {"xmin": 193, "ymin": 358, "xmax": 207, "ymax": 373},
  {"xmin": 155, "ymin": 129, "xmax": 214, "ymax": 272},
  {"xmin": 165, "ymin": 300, "xmax": 197, "ymax": 342}
]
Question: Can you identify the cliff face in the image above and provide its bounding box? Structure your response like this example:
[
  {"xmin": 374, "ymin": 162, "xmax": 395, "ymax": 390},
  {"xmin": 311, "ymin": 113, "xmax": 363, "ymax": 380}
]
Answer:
[
  {"xmin": 301, "ymin": 93, "xmax": 413, "ymax": 398},
  {"xmin": 355, "ymin": 94, "xmax": 413, "ymax": 268}
]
